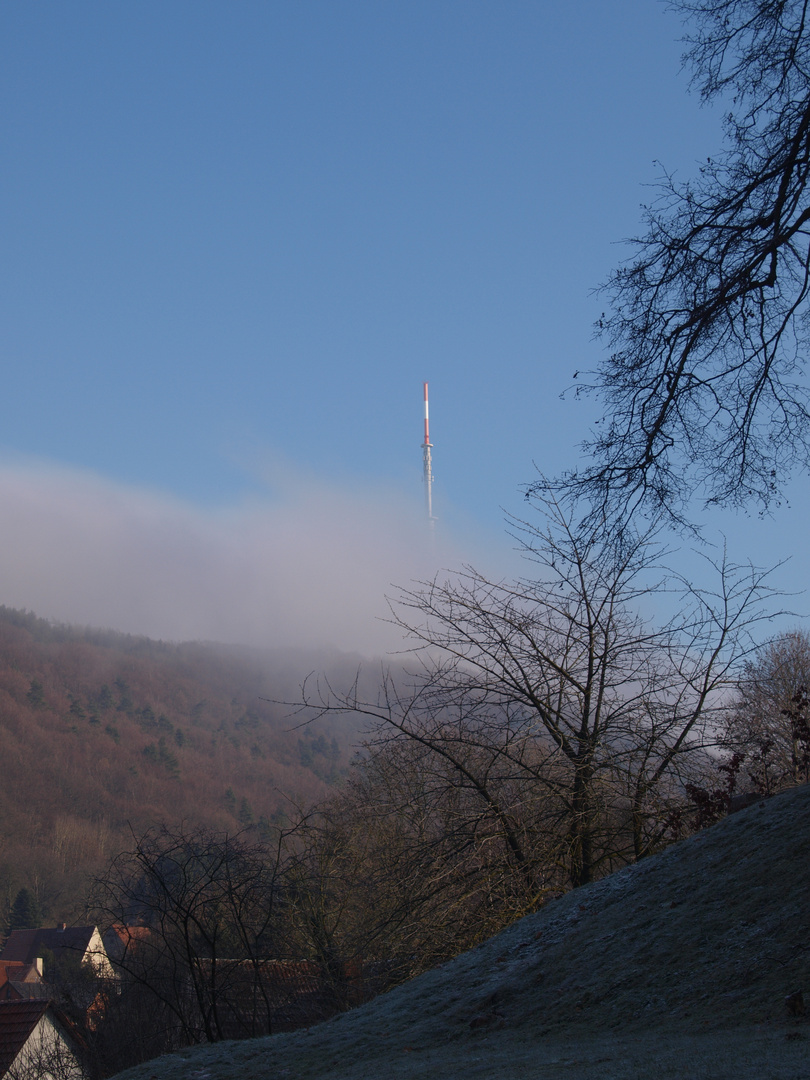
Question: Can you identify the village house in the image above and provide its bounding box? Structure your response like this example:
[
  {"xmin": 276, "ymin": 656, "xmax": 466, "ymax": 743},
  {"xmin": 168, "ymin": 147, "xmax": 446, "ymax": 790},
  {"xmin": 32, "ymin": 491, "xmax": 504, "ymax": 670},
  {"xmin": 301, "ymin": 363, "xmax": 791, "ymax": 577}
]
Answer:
[
  {"xmin": 0, "ymin": 929, "xmax": 112, "ymax": 982},
  {"xmin": 99, "ymin": 924, "xmax": 150, "ymax": 967},
  {"xmin": 0, "ymin": 964, "xmax": 45, "ymax": 1003},
  {"xmin": 0, "ymin": 1000, "xmax": 84, "ymax": 1080}
]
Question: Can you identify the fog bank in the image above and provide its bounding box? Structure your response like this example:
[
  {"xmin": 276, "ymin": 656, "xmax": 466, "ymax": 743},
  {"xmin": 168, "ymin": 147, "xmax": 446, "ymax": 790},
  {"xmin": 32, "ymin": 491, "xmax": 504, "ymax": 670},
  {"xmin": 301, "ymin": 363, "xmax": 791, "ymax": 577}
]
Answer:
[{"xmin": 0, "ymin": 461, "xmax": 504, "ymax": 655}]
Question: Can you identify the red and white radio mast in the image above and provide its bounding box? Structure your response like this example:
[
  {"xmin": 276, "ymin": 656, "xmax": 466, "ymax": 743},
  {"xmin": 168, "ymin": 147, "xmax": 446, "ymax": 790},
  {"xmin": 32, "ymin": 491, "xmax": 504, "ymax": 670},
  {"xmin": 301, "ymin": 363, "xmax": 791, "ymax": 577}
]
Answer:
[{"xmin": 422, "ymin": 381, "xmax": 435, "ymax": 526}]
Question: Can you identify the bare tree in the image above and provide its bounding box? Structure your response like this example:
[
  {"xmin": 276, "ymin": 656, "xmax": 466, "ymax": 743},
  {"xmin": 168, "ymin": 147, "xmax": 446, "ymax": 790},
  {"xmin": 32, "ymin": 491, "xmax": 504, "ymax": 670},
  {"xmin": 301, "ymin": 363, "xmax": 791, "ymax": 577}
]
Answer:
[
  {"xmin": 547, "ymin": 0, "xmax": 810, "ymax": 523},
  {"xmin": 286, "ymin": 738, "xmax": 548, "ymax": 988},
  {"xmin": 294, "ymin": 496, "xmax": 777, "ymax": 897},
  {"xmin": 89, "ymin": 825, "xmax": 293, "ymax": 1051},
  {"xmin": 725, "ymin": 628, "xmax": 810, "ymax": 791}
]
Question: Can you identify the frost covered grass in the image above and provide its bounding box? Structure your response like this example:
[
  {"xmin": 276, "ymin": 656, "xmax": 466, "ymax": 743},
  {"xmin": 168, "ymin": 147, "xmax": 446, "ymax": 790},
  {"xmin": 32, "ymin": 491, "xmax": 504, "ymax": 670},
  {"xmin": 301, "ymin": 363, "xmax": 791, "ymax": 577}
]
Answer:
[
  {"xmin": 116, "ymin": 786, "xmax": 810, "ymax": 1080},
  {"xmin": 115, "ymin": 1026, "xmax": 810, "ymax": 1080}
]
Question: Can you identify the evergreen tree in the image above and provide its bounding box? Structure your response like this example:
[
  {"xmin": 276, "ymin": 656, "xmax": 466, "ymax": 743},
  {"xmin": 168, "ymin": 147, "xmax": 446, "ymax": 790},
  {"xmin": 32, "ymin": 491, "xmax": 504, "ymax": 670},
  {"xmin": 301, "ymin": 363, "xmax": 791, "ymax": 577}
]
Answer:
[
  {"xmin": 8, "ymin": 887, "xmax": 42, "ymax": 933},
  {"xmin": 26, "ymin": 679, "xmax": 45, "ymax": 708}
]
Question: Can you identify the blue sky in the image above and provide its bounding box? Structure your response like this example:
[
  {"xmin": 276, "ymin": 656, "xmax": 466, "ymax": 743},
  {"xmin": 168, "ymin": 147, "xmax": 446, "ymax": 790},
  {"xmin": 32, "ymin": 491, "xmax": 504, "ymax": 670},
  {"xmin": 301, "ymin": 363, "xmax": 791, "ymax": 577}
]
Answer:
[{"xmin": 0, "ymin": 1, "xmax": 803, "ymax": 651}]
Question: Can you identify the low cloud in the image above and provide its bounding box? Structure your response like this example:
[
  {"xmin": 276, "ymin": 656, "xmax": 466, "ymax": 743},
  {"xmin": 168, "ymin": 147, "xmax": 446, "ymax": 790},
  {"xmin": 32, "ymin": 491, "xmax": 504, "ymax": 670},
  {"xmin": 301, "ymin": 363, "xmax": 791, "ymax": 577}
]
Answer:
[{"xmin": 0, "ymin": 460, "xmax": 502, "ymax": 656}]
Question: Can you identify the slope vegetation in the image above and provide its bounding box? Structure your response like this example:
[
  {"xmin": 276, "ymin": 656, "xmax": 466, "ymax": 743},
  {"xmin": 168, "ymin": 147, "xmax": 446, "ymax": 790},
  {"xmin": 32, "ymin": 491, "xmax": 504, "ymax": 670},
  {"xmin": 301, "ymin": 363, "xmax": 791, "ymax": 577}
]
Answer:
[
  {"xmin": 118, "ymin": 783, "xmax": 810, "ymax": 1080},
  {"xmin": 0, "ymin": 607, "xmax": 367, "ymax": 921}
]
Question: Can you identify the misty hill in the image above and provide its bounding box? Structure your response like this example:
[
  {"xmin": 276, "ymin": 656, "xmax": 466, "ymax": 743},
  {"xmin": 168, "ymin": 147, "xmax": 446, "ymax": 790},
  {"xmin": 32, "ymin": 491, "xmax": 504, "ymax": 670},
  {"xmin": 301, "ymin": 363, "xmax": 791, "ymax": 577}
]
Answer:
[
  {"xmin": 118, "ymin": 783, "xmax": 810, "ymax": 1080},
  {"xmin": 0, "ymin": 606, "xmax": 372, "ymax": 922}
]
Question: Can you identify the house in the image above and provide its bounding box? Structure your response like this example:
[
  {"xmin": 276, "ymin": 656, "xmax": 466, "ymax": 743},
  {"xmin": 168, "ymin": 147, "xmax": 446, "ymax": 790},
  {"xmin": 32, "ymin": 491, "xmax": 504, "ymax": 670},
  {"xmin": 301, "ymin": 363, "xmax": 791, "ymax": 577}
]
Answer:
[
  {"xmin": 0, "ymin": 1000, "xmax": 84, "ymax": 1079},
  {"xmin": 191, "ymin": 957, "xmax": 375, "ymax": 1037},
  {"xmin": 0, "ymin": 964, "xmax": 46, "ymax": 1003},
  {"xmin": 0, "ymin": 930, "xmax": 112, "ymax": 981},
  {"xmin": 99, "ymin": 924, "xmax": 150, "ymax": 967}
]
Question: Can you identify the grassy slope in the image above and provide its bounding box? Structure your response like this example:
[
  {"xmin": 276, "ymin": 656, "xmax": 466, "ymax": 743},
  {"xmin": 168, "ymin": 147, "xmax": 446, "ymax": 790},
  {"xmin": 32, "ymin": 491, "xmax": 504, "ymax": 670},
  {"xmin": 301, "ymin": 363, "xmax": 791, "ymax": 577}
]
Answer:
[{"xmin": 116, "ymin": 783, "xmax": 810, "ymax": 1080}]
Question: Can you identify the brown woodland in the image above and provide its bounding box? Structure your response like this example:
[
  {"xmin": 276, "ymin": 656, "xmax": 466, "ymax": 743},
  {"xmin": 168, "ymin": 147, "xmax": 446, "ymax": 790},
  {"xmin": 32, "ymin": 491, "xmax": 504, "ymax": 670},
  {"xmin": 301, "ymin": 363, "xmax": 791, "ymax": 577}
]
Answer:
[{"xmin": 0, "ymin": 607, "xmax": 365, "ymax": 927}]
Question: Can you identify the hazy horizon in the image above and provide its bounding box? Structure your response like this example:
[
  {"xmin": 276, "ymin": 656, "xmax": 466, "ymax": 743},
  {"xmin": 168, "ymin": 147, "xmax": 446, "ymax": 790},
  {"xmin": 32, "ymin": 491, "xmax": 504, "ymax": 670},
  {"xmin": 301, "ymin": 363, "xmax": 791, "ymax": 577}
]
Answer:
[{"xmin": 0, "ymin": 458, "xmax": 517, "ymax": 657}]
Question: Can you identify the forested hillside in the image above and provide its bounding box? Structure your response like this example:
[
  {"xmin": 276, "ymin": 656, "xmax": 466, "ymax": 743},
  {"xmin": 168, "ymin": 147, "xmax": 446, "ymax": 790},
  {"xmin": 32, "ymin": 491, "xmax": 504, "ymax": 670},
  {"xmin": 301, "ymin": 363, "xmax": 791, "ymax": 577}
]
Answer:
[{"xmin": 0, "ymin": 606, "xmax": 368, "ymax": 925}]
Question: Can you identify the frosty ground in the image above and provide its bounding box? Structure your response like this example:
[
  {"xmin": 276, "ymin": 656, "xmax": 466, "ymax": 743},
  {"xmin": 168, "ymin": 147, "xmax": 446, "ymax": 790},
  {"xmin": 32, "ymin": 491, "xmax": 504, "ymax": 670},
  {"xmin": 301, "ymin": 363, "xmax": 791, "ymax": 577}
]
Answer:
[{"xmin": 117, "ymin": 785, "xmax": 810, "ymax": 1080}]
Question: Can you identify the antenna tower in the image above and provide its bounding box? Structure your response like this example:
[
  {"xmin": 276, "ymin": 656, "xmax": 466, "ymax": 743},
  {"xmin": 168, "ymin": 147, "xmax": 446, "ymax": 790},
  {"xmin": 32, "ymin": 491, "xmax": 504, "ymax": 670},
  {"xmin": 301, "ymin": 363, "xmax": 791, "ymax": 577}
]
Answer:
[{"xmin": 422, "ymin": 381, "xmax": 435, "ymax": 527}]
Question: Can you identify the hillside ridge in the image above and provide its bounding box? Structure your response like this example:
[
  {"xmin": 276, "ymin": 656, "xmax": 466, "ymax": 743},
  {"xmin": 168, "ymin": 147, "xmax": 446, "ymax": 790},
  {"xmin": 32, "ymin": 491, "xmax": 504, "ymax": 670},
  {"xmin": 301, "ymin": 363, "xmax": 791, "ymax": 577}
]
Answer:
[
  {"xmin": 116, "ymin": 783, "xmax": 810, "ymax": 1080},
  {"xmin": 0, "ymin": 605, "xmax": 368, "ymax": 922}
]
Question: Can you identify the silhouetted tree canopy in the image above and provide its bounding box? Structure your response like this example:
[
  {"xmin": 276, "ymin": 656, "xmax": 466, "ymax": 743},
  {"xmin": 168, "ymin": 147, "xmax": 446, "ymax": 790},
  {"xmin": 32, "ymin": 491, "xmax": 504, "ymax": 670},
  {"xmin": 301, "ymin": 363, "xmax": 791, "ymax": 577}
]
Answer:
[
  {"xmin": 8, "ymin": 888, "xmax": 42, "ymax": 933},
  {"xmin": 548, "ymin": 0, "xmax": 810, "ymax": 523},
  {"xmin": 295, "ymin": 495, "xmax": 778, "ymax": 890}
]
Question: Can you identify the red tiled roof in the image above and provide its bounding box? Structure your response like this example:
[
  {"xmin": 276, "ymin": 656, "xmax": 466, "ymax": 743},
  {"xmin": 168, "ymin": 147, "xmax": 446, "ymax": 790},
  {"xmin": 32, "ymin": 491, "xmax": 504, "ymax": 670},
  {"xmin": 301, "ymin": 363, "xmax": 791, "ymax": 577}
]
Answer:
[
  {"xmin": 0, "ymin": 963, "xmax": 44, "ymax": 1003},
  {"xmin": 0, "ymin": 962, "xmax": 41, "ymax": 985},
  {"xmin": 0, "ymin": 999, "xmax": 49, "ymax": 1077},
  {"xmin": 101, "ymin": 924, "xmax": 151, "ymax": 964},
  {"xmin": 105, "ymin": 923, "xmax": 150, "ymax": 945}
]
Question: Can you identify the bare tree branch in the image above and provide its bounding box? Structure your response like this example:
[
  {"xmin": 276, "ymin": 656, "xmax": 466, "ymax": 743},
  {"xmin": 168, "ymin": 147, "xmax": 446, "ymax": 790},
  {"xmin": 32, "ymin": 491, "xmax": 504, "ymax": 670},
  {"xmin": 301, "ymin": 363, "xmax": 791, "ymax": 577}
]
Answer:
[
  {"xmin": 291, "ymin": 494, "xmax": 780, "ymax": 892},
  {"xmin": 543, "ymin": 0, "xmax": 810, "ymax": 523}
]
